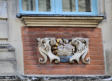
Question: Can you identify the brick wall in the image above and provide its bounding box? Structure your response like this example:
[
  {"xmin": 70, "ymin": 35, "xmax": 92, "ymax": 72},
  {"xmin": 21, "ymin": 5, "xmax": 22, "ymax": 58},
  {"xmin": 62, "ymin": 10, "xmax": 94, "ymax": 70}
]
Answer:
[{"xmin": 22, "ymin": 27, "xmax": 105, "ymax": 75}]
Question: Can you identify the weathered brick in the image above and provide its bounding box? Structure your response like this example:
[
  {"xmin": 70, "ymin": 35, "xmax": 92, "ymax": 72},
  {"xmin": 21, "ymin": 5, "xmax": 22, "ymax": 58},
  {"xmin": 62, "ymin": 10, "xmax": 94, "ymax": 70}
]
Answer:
[{"xmin": 22, "ymin": 27, "xmax": 105, "ymax": 75}]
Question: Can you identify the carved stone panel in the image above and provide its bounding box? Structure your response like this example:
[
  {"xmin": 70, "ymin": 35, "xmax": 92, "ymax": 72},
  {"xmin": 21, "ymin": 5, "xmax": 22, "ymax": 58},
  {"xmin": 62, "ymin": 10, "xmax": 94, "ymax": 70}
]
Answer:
[{"xmin": 37, "ymin": 38, "xmax": 90, "ymax": 64}]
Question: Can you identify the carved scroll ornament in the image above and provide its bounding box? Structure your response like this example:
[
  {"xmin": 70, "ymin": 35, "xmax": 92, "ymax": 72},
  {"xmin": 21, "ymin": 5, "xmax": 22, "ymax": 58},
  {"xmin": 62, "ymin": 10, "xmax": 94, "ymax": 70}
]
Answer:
[{"xmin": 37, "ymin": 38, "xmax": 90, "ymax": 64}]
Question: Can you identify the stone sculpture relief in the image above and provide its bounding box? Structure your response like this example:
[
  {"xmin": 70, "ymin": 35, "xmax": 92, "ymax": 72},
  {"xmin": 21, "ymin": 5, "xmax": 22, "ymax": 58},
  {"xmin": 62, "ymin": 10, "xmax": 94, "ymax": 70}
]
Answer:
[{"xmin": 37, "ymin": 38, "xmax": 90, "ymax": 64}]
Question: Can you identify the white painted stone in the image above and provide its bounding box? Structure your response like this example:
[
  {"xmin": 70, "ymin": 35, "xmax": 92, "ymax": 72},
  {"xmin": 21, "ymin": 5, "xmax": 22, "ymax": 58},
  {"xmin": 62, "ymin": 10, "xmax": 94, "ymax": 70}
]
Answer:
[
  {"xmin": 0, "ymin": 20, "xmax": 8, "ymax": 39},
  {"xmin": 0, "ymin": 52, "xmax": 15, "ymax": 60},
  {"xmin": 7, "ymin": 0, "xmax": 24, "ymax": 74},
  {"xmin": 0, "ymin": 61, "xmax": 16, "ymax": 75}
]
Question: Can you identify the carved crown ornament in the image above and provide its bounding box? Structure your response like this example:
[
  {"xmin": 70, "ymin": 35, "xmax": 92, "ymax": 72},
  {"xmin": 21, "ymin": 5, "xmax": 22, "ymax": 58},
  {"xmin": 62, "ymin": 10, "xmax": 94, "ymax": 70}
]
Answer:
[{"xmin": 37, "ymin": 38, "xmax": 90, "ymax": 64}]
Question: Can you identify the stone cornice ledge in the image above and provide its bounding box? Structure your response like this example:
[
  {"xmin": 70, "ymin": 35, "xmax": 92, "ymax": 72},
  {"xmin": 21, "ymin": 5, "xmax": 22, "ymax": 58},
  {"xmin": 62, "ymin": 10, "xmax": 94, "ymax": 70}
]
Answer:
[
  {"xmin": 0, "ymin": 43, "xmax": 15, "ymax": 52},
  {"xmin": 17, "ymin": 74, "xmax": 112, "ymax": 81},
  {"xmin": 20, "ymin": 16, "xmax": 104, "ymax": 27},
  {"xmin": 0, "ymin": 17, "xmax": 7, "ymax": 20}
]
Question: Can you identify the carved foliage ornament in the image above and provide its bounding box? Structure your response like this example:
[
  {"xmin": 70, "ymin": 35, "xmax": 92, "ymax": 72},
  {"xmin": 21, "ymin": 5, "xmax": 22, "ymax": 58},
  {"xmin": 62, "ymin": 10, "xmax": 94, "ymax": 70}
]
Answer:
[{"xmin": 37, "ymin": 38, "xmax": 90, "ymax": 64}]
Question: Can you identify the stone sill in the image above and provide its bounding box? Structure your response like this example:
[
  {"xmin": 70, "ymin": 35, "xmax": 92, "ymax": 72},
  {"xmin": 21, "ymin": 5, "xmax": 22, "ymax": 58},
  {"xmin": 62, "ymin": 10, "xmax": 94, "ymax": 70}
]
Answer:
[
  {"xmin": 0, "ymin": 43, "xmax": 15, "ymax": 52},
  {"xmin": 21, "ymin": 75, "xmax": 112, "ymax": 81},
  {"xmin": 20, "ymin": 16, "xmax": 104, "ymax": 27},
  {"xmin": 0, "ymin": 75, "xmax": 111, "ymax": 81},
  {"xmin": 0, "ymin": 18, "xmax": 7, "ymax": 20}
]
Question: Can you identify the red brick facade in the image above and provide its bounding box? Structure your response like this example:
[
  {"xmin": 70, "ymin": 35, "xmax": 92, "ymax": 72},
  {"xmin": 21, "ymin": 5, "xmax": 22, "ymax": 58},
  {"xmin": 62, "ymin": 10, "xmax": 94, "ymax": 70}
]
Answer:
[{"xmin": 22, "ymin": 27, "xmax": 105, "ymax": 75}]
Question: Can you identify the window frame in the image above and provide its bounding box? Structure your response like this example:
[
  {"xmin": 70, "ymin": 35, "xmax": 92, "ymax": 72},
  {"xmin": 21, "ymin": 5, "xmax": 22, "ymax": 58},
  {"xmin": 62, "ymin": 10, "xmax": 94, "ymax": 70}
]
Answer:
[{"xmin": 19, "ymin": 0, "xmax": 98, "ymax": 16}]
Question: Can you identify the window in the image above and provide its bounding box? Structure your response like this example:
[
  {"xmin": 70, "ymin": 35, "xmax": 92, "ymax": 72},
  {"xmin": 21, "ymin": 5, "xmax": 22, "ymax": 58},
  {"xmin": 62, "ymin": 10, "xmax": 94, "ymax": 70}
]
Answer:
[
  {"xmin": 38, "ymin": 0, "xmax": 51, "ymax": 12},
  {"xmin": 0, "ymin": 0, "xmax": 8, "ymax": 39},
  {"xmin": 22, "ymin": 0, "xmax": 36, "ymax": 11},
  {"xmin": 19, "ymin": 0, "xmax": 97, "ymax": 16},
  {"xmin": 0, "ymin": 0, "xmax": 7, "ymax": 18}
]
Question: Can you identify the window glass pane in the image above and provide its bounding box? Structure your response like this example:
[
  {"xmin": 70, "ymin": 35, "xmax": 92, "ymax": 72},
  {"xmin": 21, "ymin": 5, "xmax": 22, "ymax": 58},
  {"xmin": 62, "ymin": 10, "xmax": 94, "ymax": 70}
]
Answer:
[
  {"xmin": 79, "ymin": 0, "xmax": 91, "ymax": 12},
  {"xmin": 38, "ymin": 0, "xmax": 51, "ymax": 12},
  {"xmin": 22, "ymin": 0, "xmax": 36, "ymax": 11},
  {"xmin": 62, "ymin": 0, "xmax": 75, "ymax": 12},
  {"xmin": 0, "ymin": 1, "xmax": 7, "ymax": 18},
  {"xmin": 0, "ymin": 20, "xmax": 8, "ymax": 38}
]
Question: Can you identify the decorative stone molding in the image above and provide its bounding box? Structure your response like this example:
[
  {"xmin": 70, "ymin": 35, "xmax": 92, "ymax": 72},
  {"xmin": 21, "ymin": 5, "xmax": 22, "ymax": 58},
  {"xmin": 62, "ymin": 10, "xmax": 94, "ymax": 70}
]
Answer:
[
  {"xmin": 0, "ymin": 42, "xmax": 15, "ymax": 52},
  {"xmin": 37, "ymin": 38, "xmax": 90, "ymax": 64},
  {"xmin": 0, "ymin": 18, "xmax": 7, "ymax": 20},
  {"xmin": 20, "ymin": 16, "xmax": 104, "ymax": 27},
  {"xmin": 0, "ymin": 75, "xmax": 111, "ymax": 81}
]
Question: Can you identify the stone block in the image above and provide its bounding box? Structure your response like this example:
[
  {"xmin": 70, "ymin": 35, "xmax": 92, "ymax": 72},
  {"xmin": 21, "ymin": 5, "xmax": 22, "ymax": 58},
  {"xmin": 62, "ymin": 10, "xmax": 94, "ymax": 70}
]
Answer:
[
  {"xmin": 0, "ymin": 20, "xmax": 8, "ymax": 39},
  {"xmin": 0, "ymin": 61, "xmax": 16, "ymax": 76},
  {"xmin": 0, "ymin": 52, "xmax": 15, "ymax": 60}
]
